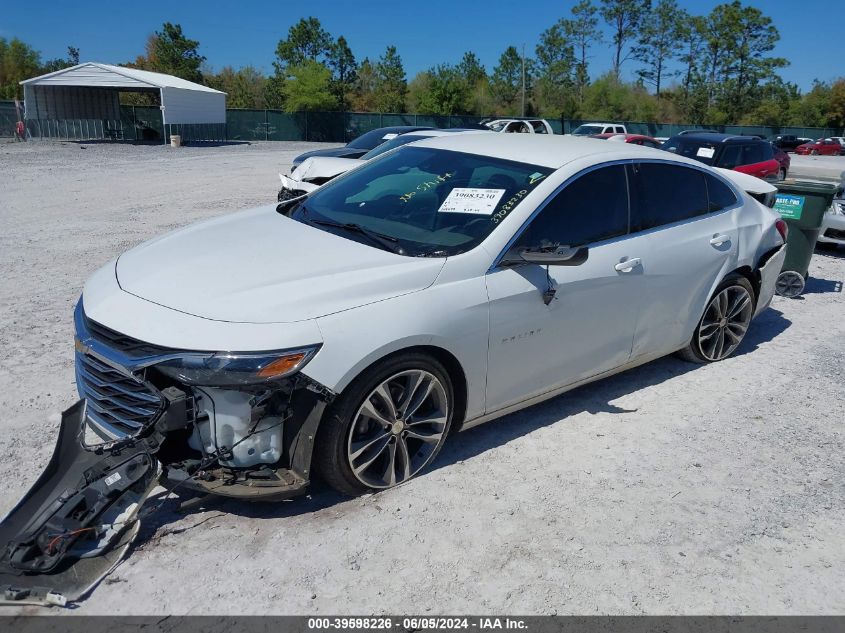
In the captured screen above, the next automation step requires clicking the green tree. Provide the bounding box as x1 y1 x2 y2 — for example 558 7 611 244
281 59 338 112
0 37 42 99
412 64 469 115
205 66 269 109
457 51 486 86
41 46 80 74
563 1 602 106
147 23 205 82
373 46 407 112
491 46 529 115
827 79 845 127
534 22 577 117
599 0 651 79
326 35 357 109
274 17 332 73
351 57 378 111
632 0 683 97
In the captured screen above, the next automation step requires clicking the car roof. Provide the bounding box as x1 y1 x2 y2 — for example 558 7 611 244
403 128 488 138
671 132 762 143
411 133 695 169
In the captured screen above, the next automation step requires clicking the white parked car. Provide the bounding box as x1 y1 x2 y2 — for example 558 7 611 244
818 191 845 248
278 129 487 200
484 119 554 134
2 135 788 599
570 122 628 136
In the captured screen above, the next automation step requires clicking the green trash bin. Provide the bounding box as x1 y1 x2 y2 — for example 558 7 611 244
772 180 839 297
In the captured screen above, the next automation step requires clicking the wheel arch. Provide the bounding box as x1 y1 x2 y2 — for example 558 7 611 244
307 341 470 429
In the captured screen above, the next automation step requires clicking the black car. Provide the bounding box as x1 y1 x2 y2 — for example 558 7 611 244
291 126 433 168
662 133 780 180
771 134 807 152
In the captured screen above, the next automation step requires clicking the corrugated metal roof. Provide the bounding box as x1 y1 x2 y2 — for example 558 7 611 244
20 62 224 94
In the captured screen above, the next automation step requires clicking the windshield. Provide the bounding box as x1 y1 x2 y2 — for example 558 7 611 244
347 129 404 150
291 146 553 257
662 137 718 166
360 134 433 160
571 124 604 136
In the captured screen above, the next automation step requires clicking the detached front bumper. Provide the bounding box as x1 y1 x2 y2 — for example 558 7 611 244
0 402 159 606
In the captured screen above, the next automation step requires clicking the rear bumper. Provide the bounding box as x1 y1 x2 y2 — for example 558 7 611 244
755 244 787 318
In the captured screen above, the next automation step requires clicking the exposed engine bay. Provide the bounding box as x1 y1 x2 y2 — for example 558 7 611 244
0 305 335 607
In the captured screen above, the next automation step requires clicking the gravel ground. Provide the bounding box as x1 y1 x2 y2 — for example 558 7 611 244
0 140 844 615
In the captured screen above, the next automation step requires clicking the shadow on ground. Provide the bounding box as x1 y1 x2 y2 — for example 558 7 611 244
131 308 792 543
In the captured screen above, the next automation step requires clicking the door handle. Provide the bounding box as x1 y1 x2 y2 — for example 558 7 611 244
710 234 730 246
614 257 641 272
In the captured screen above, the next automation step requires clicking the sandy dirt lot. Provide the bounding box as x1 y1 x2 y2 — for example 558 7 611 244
0 140 843 615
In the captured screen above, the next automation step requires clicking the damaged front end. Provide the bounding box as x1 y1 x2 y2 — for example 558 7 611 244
0 302 334 606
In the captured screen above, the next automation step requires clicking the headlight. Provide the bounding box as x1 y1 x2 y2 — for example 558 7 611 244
832 200 845 215
155 346 320 387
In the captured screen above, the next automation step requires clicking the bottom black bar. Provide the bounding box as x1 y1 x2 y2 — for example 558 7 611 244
1 617 844 633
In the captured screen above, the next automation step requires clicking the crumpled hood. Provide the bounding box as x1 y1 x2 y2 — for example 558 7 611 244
116 205 445 324
290 156 363 183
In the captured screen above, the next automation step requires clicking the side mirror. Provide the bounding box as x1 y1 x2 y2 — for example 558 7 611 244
502 245 589 267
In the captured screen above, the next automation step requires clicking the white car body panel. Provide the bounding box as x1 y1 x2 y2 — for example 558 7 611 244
115 205 445 324
280 156 363 193
83 134 785 431
280 130 487 194
818 197 845 246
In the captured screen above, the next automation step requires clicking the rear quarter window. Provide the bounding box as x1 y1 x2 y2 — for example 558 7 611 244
705 174 738 212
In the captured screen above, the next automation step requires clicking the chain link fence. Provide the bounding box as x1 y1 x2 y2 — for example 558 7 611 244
2 101 842 143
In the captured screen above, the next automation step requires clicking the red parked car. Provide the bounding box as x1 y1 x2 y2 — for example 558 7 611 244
591 132 663 148
771 143 790 180
794 138 845 156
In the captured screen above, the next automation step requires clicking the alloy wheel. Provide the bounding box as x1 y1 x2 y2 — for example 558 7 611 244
347 370 449 488
697 285 754 361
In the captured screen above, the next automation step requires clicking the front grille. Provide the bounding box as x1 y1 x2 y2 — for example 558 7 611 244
824 228 845 240
85 316 174 357
76 351 164 439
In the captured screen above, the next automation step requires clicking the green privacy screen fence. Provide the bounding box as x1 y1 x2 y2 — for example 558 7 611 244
1 101 841 142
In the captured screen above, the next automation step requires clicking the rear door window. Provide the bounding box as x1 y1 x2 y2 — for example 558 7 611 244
530 120 549 134
518 165 629 248
630 163 710 231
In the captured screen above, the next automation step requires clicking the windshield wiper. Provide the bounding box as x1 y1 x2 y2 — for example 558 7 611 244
307 218 405 255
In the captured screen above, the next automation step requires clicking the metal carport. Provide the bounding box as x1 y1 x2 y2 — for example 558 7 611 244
21 62 226 143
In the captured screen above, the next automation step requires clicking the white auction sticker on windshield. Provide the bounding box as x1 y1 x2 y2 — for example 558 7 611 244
382 133 398 140
696 146 715 158
438 188 506 215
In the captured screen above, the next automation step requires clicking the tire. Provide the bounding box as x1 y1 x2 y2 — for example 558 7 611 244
313 352 454 496
677 275 756 364
811 150 819 156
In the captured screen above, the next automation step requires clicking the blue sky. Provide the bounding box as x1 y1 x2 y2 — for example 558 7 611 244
0 0 839 91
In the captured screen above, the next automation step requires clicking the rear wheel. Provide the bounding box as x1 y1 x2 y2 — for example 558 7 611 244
314 353 454 496
677 275 756 364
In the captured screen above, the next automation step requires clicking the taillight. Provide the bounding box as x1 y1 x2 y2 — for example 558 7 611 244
775 219 788 242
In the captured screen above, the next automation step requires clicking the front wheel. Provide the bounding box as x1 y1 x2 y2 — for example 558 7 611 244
314 353 454 496
811 149 819 155
677 275 756 364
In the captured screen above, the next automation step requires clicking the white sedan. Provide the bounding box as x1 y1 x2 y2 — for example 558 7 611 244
2 135 788 597
278 129 487 200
